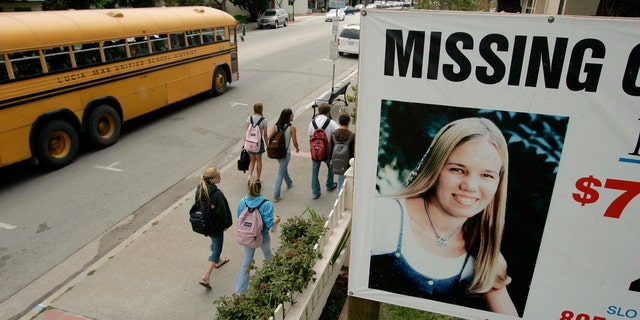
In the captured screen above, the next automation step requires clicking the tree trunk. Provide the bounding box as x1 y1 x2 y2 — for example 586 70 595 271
596 0 640 17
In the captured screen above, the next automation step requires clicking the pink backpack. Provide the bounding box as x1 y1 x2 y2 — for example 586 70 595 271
244 117 264 153
237 199 267 248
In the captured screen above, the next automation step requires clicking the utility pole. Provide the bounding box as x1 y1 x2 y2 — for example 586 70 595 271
289 0 295 21
328 0 344 93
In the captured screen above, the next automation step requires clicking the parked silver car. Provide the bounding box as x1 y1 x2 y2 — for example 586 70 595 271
257 8 289 29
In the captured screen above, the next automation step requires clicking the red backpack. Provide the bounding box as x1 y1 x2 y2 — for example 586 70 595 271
309 118 330 161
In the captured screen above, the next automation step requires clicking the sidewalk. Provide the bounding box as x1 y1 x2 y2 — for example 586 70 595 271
24 68 358 320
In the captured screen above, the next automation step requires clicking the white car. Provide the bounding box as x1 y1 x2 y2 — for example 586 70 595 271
325 9 345 21
338 24 360 56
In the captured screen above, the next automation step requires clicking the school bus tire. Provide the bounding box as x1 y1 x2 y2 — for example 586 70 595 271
36 120 79 170
87 105 121 149
211 67 227 96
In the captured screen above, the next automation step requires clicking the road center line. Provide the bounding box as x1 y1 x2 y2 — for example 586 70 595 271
93 161 124 172
229 102 248 108
0 222 17 230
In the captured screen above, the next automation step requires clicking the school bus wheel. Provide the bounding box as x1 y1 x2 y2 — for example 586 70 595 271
211 67 227 96
36 120 79 170
87 104 122 149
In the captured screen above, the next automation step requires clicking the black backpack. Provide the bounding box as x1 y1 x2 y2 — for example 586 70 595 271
189 190 218 236
331 132 354 175
237 147 250 172
267 124 289 159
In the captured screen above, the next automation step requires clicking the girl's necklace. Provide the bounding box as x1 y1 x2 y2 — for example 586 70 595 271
423 198 464 247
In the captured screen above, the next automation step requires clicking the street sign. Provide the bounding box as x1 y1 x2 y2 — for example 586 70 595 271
329 41 338 60
328 0 346 8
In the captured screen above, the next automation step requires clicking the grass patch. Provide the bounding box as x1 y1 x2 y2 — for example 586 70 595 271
380 304 462 320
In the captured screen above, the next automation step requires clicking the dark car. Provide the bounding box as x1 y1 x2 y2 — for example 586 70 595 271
344 6 357 14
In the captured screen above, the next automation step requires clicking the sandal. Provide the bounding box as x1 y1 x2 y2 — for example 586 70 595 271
214 257 230 269
198 281 211 289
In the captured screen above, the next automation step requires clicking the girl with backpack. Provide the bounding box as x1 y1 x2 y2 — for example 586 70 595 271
268 108 300 202
235 177 281 294
245 102 268 181
195 167 233 289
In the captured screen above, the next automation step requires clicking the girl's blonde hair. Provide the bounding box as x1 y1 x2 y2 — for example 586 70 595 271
398 117 510 293
247 176 262 197
198 167 220 203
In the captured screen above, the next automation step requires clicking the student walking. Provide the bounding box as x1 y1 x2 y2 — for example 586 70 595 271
195 167 233 289
235 177 281 294
268 108 300 202
308 103 339 199
245 102 268 181
330 113 355 193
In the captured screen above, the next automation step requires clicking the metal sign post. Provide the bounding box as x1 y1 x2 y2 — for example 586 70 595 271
328 0 345 94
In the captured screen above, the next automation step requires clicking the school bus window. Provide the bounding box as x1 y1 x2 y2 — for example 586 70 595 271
44 47 72 72
104 40 126 62
202 29 214 44
169 32 185 49
74 43 101 67
215 27 225 42
128 37 149 57
230 27 236 46
10 51 43 78
187 30 202 46
0 57 9 82
151 34 169 53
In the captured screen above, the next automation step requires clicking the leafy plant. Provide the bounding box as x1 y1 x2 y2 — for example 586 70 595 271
215 208 327 319
234 14 249 24
229 0 270 21
346 84 358 124
280 206 326 245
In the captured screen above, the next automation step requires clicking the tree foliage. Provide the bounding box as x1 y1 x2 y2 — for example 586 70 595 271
596 0 640 16
229 0 271 20
497 0 640 16
44 0 220 9
496 0 519 12
415 0 487 11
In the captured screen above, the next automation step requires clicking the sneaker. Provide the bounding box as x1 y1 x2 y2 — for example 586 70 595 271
273 196 283 203
313 193 321 200
286 182 293 189
327 183 337 192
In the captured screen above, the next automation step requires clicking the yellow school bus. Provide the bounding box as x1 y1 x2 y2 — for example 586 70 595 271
0 6 239 169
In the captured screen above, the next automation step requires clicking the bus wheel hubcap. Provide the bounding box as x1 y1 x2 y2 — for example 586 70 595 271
49 131 70 158
97 115 115 138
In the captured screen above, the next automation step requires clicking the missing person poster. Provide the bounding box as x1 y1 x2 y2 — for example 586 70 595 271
348 9 639 320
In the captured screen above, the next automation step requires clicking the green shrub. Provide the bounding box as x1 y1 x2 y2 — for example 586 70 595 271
234 15 249 24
